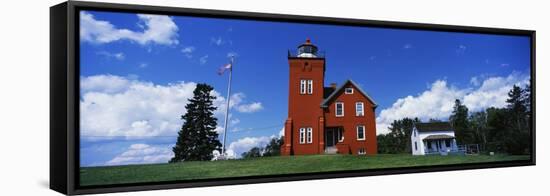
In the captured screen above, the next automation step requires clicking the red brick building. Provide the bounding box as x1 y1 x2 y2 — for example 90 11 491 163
281 39 378 156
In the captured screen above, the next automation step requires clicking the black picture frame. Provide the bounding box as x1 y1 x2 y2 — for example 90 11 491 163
50 1 536 195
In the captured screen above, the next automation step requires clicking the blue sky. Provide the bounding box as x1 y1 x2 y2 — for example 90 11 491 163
79 10 530 166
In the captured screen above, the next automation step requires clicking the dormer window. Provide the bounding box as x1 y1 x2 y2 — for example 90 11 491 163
345 88 354 94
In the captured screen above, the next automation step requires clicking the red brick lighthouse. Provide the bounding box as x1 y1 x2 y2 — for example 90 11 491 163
281 39 378 156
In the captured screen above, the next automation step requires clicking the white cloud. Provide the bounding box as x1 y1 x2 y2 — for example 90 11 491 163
224 136 273 158
80 75 198 138
224 93 264 113
236 102 263 113
210 36 224 46
139 63 148 68
181 46 195 59
96 51 125 60
80 11 179 45
279 127 285 137
106 144 173 166
199 55 208 65
376 72 529 135
80 74 264 139
403 44 413 49
230 118 240 126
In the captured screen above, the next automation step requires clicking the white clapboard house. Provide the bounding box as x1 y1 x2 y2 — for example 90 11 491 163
411 122 459 155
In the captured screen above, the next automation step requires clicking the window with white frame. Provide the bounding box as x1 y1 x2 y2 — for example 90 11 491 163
299 128 306 144
335 102 344 117
355 102 364 116
300 80 306 94
306 127 313 143
356 125 365 140
414 142 418 151
358 148 366 155
307 80 313 94
345 88 354 94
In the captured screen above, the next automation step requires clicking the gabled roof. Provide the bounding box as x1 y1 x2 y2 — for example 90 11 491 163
320 79 377 108
415 122 453 132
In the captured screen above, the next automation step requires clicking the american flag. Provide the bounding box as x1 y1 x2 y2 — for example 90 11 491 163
217 63 232 75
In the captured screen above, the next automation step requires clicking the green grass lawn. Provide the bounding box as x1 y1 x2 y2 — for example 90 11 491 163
80 154 529 186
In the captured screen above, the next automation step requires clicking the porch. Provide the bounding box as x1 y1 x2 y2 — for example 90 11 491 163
423 135 459 155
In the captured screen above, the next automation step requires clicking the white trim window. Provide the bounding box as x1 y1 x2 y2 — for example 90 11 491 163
300 80 306 94
335 102 344 117
355 102 364 116
299 128 306 144
345 87 354 94
306 127 313 143
307 80 313 94
356 125 366 141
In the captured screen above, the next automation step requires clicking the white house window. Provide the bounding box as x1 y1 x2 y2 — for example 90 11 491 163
337 128 344 142
299 128 306 144
355 102 364 116
306 127 313 143
356 125 365 141
414 142 418 150
345 88 354 94
335 102 344 117
413 129 416 137
300 80 306 94
358 148 366 155
307 80 313 94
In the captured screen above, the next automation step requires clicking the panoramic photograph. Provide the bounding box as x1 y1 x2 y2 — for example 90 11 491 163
78 10 532 186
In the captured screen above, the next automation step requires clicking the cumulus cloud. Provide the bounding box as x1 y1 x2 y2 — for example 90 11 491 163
80 75 198 139
106 143 173 166
80 74 264 139
376 72 529 135
226 93 263 113
236 102 263 113
224 136 273 158
181 46 195 59
80 11 179 45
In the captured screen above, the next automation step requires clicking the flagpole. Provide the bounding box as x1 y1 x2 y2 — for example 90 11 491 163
221 56 234 158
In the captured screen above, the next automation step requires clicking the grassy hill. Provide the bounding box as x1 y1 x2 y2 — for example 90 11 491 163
80 154 529 187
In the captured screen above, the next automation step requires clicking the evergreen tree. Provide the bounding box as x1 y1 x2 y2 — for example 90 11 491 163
504 85 530 154
506 85 527 132
449 99 471 144
170 84 221 162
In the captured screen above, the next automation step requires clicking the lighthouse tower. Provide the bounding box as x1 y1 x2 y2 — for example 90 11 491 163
282 38 326 155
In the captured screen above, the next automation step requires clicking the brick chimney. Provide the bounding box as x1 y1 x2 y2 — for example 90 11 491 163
330 82 337 89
